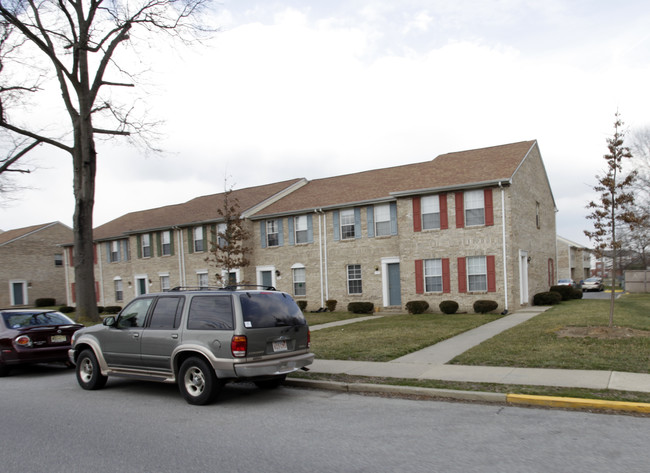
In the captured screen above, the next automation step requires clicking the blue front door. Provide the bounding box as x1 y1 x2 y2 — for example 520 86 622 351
387 263 401 306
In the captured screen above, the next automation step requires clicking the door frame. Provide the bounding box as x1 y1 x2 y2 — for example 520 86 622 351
381 257 401 307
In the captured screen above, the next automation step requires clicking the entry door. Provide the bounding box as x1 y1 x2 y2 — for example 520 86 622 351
261 270 273 288
520 252 529 305
12 282 25 306
387 263 401 306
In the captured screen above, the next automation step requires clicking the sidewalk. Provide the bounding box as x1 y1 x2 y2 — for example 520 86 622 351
298 307 650 412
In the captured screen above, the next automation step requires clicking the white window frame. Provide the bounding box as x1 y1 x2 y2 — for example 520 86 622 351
217 223 227 248
197 271 209 288
424 258 443 293
194 227 204 252
421 195 441 230
114 277 124 302
292 264 306 296
464 190 485 227
110 241 120 263
467 256 487 292
161 230 172 256
266 220 279 247
141 234 151 258
295 215 308 244
159 273 170 292
374 204 391 237
347 264 362 294
340 209 355 239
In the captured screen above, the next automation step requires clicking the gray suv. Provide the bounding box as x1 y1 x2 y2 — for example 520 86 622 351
69 286 314 405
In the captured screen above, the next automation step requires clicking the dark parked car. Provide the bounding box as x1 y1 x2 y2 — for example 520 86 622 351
70 286 314 405
0 309 83 376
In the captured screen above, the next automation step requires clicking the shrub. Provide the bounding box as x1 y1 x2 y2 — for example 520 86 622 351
97 306 105 314
347 302 374 314
35 298 56 307
103 306 122 314
571 288 583 300
297 300 307 311
58 306 75 313
439 300 459 315
473 300 498 314
549 285 575 301
325 299 337 312
405 300 429 314
533 291 562 306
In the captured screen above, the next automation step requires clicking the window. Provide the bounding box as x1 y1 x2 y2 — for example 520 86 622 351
117 297 153 328
374 204 391 236
217 223 227 248
187 295 233 330
54 254 63 267
193 227 204 252
421 196 440 230
467 256 487 292
424 259 443 292
295 215 308 244
160 274 170 292
141 234 151 258
293 267 306 296
197 272 209 288
266 220 279 247
340 209 355 239
161 230 172 256
110 241 120 263
149 296 184 330
536 202 541 229
464 190 485 226
114 279 123 302
347 264 362 294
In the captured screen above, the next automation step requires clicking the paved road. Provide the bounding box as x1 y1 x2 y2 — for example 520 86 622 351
2 365 649 473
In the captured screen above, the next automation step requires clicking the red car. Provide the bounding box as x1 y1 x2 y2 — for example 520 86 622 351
0 309 83 376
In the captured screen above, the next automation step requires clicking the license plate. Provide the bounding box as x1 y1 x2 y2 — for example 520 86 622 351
51 335 67 343
272 341 288 352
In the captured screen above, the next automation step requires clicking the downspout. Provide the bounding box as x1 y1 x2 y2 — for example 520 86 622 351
499 182 509 314
174 227 186 286
323 211 329 302
63 246 71 306
316 209 324 308
97 243 104 306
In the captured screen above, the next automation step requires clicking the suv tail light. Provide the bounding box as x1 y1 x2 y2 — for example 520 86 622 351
231 335 247 358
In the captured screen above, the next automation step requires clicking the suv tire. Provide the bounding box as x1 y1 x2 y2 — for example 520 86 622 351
76 349 108 390
178 357 221 405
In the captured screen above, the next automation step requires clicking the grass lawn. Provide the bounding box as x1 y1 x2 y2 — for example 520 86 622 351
451 294 650 373
310 312 501 362
304 311 367 326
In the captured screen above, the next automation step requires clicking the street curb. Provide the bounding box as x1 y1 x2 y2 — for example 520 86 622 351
285 378 507 403
507 394 650 414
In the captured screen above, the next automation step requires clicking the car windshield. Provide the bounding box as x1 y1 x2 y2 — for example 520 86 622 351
2 311 76 329
585 278 599 282
240 292 307 328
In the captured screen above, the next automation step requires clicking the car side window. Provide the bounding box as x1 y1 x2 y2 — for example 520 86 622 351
148 296 185 330
117 298 154 328
187 295 233 330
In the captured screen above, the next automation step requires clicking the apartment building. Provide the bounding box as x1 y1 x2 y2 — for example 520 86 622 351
63 140 557 313
556 235 591 283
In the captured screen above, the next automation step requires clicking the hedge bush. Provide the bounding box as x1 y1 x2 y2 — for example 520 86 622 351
103 306 122 314
473 300 498 314
439 300 459 314
549 285 576 301
35 298 56 307
347 302 374 314
405 300 429 314
533 291 562 305
58 306 74 313
325 299 337 312
297 300 307 311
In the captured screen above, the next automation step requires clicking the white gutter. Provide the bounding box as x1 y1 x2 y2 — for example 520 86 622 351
97 244 105 306
174 227 186 286
499 182 509 313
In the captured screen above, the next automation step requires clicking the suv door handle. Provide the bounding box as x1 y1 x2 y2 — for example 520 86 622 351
171 334 178 339
132 333 140 339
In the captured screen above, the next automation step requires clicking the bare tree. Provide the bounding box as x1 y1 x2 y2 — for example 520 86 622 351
584 112 639 327
0 1 214 321
204 184 251 287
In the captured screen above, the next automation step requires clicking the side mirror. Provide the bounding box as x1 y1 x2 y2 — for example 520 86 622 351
103 316 116 327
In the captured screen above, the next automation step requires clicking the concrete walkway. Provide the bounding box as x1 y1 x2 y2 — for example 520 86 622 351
308 308 650 394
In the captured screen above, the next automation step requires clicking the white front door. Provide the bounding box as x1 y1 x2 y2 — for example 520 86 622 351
519 251 529 305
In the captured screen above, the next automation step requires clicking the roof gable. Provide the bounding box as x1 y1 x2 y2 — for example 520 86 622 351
0 222 66 246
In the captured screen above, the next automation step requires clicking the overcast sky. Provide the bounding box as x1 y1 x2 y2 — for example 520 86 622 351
2 0 649 247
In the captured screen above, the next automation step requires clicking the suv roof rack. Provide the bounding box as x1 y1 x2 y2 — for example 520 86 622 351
168 285 277 292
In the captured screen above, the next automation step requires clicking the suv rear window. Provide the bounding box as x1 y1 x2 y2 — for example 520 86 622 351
187 295 234 330
240 292 306 328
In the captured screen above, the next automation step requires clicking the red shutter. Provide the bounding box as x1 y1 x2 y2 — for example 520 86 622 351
71 283 76 303
96 281 101 302
487 255 496 292
412 197 422 232
484 188 494 226
457 257 467 293
455 192 464 228
439 193 448 230
442 258 450 293
415 260 424 294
